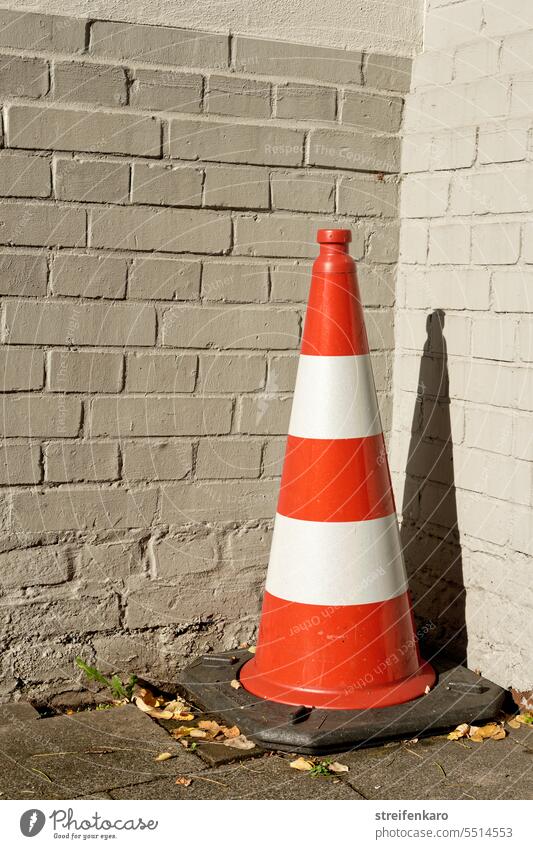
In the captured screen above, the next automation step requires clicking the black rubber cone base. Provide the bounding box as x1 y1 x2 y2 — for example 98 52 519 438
177 650 508 755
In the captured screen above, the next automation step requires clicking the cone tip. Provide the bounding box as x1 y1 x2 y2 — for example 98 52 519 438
317 228 352 244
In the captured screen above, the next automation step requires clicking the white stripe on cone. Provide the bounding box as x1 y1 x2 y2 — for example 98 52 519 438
266 513 408 606
288 354 382 440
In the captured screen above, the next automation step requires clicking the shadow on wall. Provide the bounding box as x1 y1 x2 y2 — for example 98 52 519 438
400 310 467 664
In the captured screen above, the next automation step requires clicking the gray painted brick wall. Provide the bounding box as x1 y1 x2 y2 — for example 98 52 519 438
0 8 405 701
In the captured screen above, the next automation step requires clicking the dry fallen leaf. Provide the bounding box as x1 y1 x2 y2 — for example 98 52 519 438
222 725 241 739
290 757 314 771
328 762 349 774
424 685 431 695
248 645 257 654
172 726 193 738
198 720 221 735
447 723 470 741
507 718 521 729
230 679 242 690
189 728 208 738
448 722 506 742
154 752 174 762
175 777 192 787
221 733 255 750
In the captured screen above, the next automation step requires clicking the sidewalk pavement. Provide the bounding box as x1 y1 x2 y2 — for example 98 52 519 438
0 703 531 800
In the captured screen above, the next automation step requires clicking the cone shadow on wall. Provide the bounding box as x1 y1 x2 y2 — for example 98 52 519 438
400 310 467 663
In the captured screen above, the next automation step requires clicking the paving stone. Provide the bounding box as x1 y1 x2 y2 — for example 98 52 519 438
341 733 533 800
0 704 205 799
109 754 364 799
0 702 40 727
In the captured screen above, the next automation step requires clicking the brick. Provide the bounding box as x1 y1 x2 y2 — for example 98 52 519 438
399 220 428 264
0 201 85 248
519 318 533 362
233 36 362 85
89 397 232 437
424 0 483 50
0 152 51 198
263 436 286 476
8 105 161 157
454 359 515 407
465 406 513 456
337 174 397 217
11 489 157 533
0 10 86 53
0 546 70 589
234 214 357 259
455 446 530 505
513 414 533 461
90 20 228 68
403 267 490 311
203 165 269 209
523 225 533 263
401 132 432 173
342 90 403 133
365 308 396 350
48 351 124 392
132 162 202 207
501 30 533 73
53 62 127 107
428 221 470 264
8 593 120 638
401 174 449 218
267 354 298 391
162 305 299 349
365 52 411 91
160 479 277 523
129 257 201 300
275 83 336 121
450 167 533 215
0 54 48 98
510 75 533 116
493 270 533 312
0 348 43 390
308 128 399 173
0 252 47 296
366 222 399 263
0 396 81 437
0 443 40 484
411 50 453 89
122 441 192 481
478 121 528 164
454 40 499 82
271 171 335 213
130 69 202 112
207 75 270 118
51 253 127 298
404 78 508 132
516 367 533 411
357 264 396 307
471 222 520 265
92 531 146 576
54 157 129 203
45 442 119 482
196 439 262 479
512 505 533 555
4 301 156 346
431 128 477 170
168 118 304 166
154 531 218 580
126 352 197 392
198 353 265 392
237 395 292 434
269 262 311 301
202 262 269 302
472 316 516 361
90 206 231 253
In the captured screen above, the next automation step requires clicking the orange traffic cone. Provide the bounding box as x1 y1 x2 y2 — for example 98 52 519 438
240 229 436 709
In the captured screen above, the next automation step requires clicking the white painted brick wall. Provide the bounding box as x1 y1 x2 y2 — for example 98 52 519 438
393 0 533 692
